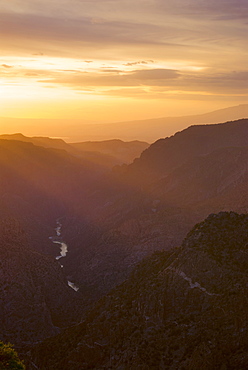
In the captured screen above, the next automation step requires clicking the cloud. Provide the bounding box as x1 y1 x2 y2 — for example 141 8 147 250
3 0 248 22
149 70 248 97
0 12 168 47
100 87 150 98
155 0 248 21
124 60 154 66
176 71 248 92
2 64 13 68
100 69 123 73
1 0 247 112
37 67 248 101
1 1 247 69
39 68 180 89
131 69 178 80
0 65 59 79
0 11 200 63
101 88 248 102
25 72 40 76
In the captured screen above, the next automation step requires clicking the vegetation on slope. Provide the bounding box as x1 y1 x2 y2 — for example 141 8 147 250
31 212 248 369
0 342 25 370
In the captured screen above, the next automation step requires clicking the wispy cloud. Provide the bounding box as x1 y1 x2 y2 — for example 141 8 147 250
36 67 248 97
124 60 154 66
0 13 170 46
39 68 179 88
155 0 248 20
2 64 13 68
1 0 247 120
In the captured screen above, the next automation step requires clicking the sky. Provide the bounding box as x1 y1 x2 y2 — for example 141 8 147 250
0 0 248 124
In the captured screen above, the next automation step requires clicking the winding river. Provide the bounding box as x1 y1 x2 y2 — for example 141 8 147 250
50 220 79 292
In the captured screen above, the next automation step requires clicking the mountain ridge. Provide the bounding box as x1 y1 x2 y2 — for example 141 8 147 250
61 119 248 301
1 117 248 366
1 103 247 142
0 134 149 167
29 211 248 369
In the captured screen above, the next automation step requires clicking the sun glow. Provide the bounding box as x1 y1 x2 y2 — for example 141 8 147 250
0 54 210 121
0 0 247 129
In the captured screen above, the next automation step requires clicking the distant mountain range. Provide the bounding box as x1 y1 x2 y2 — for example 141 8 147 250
71 139 149 165
0 133 148 167
1 103 247 142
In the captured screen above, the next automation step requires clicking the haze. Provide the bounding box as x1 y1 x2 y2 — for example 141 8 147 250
0 0 248 139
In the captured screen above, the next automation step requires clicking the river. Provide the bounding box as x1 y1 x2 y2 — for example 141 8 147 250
50 220 79 292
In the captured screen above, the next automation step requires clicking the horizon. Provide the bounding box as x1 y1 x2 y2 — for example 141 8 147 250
1 0 248 136
0 103 248 142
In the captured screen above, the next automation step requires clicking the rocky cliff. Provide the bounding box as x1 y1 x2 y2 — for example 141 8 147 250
30 212 248 369
58 120 248 301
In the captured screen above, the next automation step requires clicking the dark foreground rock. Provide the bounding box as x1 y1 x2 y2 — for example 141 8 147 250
30 212 248 369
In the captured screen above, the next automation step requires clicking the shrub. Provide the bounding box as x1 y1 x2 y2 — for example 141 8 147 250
0 342 25 370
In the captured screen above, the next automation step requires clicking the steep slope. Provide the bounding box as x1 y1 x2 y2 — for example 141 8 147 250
0 218 87 347
124 118 248 186
1 119 248 337
152 146 248 211
30 212 248 369
60 120 248 299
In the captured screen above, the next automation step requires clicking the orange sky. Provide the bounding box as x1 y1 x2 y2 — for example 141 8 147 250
0 0 248 126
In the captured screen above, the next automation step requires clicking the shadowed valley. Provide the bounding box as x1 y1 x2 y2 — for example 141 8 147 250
0 118 248 369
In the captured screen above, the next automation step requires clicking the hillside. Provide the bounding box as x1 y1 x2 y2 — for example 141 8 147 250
72 139 149 165
151 146 248 211
0 134 148 167
30 212 248 369
0 218 87 347
0 133 78 156
58 119 248 301
2 119 246 303
123 118 248 186
1 118 248 360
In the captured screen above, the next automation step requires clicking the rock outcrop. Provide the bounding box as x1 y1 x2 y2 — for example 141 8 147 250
59 120 248 301
30 212 248 369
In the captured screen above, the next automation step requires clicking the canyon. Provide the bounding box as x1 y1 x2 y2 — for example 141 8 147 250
0 118 248 368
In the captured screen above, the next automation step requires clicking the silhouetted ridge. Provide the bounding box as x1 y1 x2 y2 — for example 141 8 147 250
2 103 248 141
0 134 149 167
128 119 248 184
72 139 149 165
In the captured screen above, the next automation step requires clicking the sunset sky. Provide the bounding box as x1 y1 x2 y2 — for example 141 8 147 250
1 0 248 124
